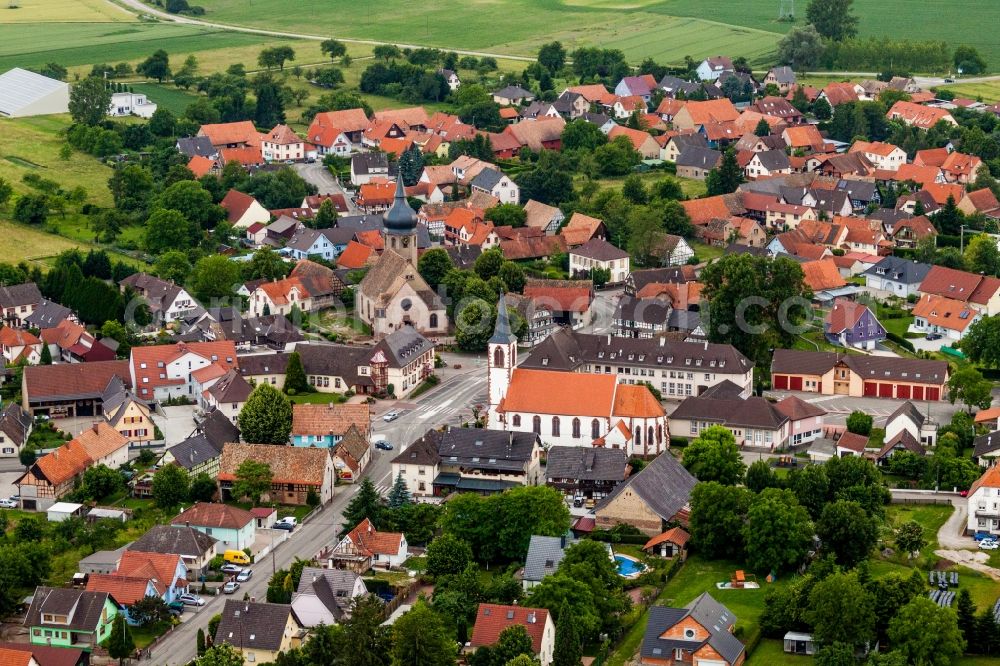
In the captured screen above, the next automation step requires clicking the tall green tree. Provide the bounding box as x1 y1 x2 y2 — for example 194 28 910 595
39 343 52 365
344 478 384 531
196 644 244 666
947 366 993 411
552 601 582 666
238 383 293 444
688 482 752 559
105 613 135 665
681 425 746 485
69 77 112 126
418 248 454 290
151 463 190 508
705 148 744 196
190 254 241 302
745 460 780 493
965 234 1000 276
889 597 965 666
808 571 875 648
321 39 347 60
537 42 567 73
342 594 392 666
387 472 412 508
806 0 859 41
846 411 873 435
137 49 171 82
283 351 310 394
743 488 813 573
231 459 273 504
816 500 878 567
311 198 338 229
392 601 456 666
426 533 473 577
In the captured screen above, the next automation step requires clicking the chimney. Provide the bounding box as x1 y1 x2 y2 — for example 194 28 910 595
659 337 665 347
607 334 611 345
560 535 566 548
703 340 708 351
92 423 99 434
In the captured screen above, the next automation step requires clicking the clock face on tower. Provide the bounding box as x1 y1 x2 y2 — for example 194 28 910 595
401 236 411 247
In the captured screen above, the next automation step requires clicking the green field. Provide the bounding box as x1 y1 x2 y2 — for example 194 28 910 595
0 0 134 22
940 81 1000 103
131 82 200 114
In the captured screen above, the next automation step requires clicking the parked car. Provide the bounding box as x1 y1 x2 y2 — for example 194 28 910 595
0 498 17 509
274 517 297 531
236 569 253 582
974 531 993 541
167 600 185 615
220 564 243 575
178 593 206 607
383 410 400 422
375 441 393 451
979 539 998 550
926 333 942 341
223 581 240 594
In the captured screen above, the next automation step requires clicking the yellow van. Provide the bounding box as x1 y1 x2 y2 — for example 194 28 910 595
224 550 251 565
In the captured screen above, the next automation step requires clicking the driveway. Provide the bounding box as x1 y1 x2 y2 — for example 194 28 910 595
152 405 200 447
293 163 359 214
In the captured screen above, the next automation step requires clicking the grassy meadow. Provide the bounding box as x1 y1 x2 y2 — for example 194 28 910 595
0 0 133 22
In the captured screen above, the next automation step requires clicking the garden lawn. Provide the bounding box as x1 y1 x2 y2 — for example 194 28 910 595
130 83 200 116
745 639 788 665
689 240 723 263
883 504 953 561
0 220 105 268
288 391 347 405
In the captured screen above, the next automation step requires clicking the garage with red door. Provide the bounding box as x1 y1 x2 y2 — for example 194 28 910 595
789 376 803 391
773 375 788 390
864 382 877 397
926 387 940 401
897 385 910 399
912 386 924 400
878 383 893 398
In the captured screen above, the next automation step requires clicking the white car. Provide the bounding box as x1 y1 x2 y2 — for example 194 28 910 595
223 581 240 594
275 517 298 531
236 569 253 582
0 498 17 509
979 539 999 550
383 410 400 422
178 593 206 606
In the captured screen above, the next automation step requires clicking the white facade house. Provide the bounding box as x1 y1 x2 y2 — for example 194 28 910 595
108 91 157 118
967 467 1000 536
261 125 305 162
884 401 937 448
568 239 630 285
696 56 733 81
470 167 520 205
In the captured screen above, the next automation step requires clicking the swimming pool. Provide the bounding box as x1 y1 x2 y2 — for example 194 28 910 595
614 554 646 578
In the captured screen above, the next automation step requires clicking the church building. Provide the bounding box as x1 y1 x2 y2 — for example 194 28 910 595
487 295 669 457
357 175 447 340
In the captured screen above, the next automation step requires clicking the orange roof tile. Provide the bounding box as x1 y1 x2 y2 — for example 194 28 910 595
680 99 740 125
117 551 183 589
199 121 259 147
970 464 1000 496
912 294 979 332
336 241 375 269
262 124 301 146
893 163 941 187
357 181 396 206
922 183 965 206
343 518 403 556
887 101 955 128
681 195 734 225
220 146 263 166
612 384 665 418
500 368 616 417
565 84 611 103
801 259 847 291
310 108 370 134
607 124 655 151
74 422 128 462
643 526 690 551
86 574 158 605
783 124 824 149
471 604 550 654
172 502 254 530
187 155 215 178
131 341 238 398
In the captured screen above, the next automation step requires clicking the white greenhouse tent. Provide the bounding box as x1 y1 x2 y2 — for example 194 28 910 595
0 68 70 118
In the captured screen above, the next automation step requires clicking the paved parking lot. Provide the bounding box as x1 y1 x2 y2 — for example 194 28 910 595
153 405 200 446
764 391 967 427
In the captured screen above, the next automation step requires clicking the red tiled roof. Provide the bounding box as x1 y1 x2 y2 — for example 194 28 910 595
837 431 869 453
0 327 39 348
500 368 615 417
643 526 690 551
919 265 1000 305
262 124 301 146
922 183 965 206
199 121 258 147
970 465 1000 496
220 146 263 167
310 108 370 134
887 101 955 128
824 298 872 334
117 551 183 589
559 212 604 247
24 359 130 400
914 147 950 167
783 124 824 149
131 341 238 398
893 163 941 187
679 99 740 125
523 279 593 313
172 502 254 530
801 259 847 291
612 384 665 418
357 181 395 206
220 189 258 224
912 294 979 333
965 188 1000 212
471 604 550 654
86 574 157 606
681 195 735 225
187 155 215 178
343 518 403 556
607 124 654 151
0 648 33 666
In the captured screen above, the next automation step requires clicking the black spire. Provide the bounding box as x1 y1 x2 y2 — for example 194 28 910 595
490 292 517 345
383 172 417 234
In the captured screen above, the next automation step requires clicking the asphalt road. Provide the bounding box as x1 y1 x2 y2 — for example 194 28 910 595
151 365 486 665
292 163 360 215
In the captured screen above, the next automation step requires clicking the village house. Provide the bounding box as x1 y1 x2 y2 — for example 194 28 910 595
309 108 370 149
21 359 131 418
291 567 367 628
523 200 565 235
523 279 594 329
102 377 155 445
0 402 31 458
128 525 218 578
201 369 253 424
119 273 198 325
824 299 886 350
919 265 1000 315
154 408 240 481
595 451 696 535
214 599 304 665
640 594 745 666
391 427 542 498
329 518 407 571
544 446 629 504
220 189 270 229
0 326 42 364
967 466 1000 537
171 502 256 554
471 604 555 666
492 85 535 106
291 403 372 448
849 140 907 171
764 66 796 92
771 348 949 400
696 56 734 81
130 340 238 403
15 422 128 511
744 150 792 180
569 238 631 285
887 101 957 128
892 216 937 249
911 293 982 342
775 395 826 447
24 588 118 652
670 381 790 450
350 152 390 186
884 400 937 450
863 256 932 298
247 276 314 317
218 443 336 505
675 146 721 180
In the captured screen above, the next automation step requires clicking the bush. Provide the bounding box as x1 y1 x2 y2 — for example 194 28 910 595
670 437 689 448
886 332 915 352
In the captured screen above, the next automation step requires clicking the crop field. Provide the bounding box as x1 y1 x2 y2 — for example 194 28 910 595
940 81 1000 103
0 22 270 71
0 0 133 22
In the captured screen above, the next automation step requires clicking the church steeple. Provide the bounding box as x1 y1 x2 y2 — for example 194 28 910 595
490 292 518 345
487 293 517 429
382 172 418 263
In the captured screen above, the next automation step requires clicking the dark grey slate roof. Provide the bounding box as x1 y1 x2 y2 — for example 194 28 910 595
295 343 376 386
295 567 366 620
490 293 518 345
177 136 216 158
570 238 629 262
887 401 925 429
169 433 223 471
877 429 927 459
641 594 743 664
770 349 948 384
24 299 72 329
676 146 721 170
615 295 670 327
437 428 539 471
523 328 753 376
470 167 505 192
768 66 796 85
544 446 628 482
671 394 787 429
658 76 701 97
667 309 702 332
26 587 112 632
129 524 218 557
393 430 443 466
215 599 300 652
0 402 31 447
862 256 932 285
337 214 431 249
753 150 791 171
199 407 241 449
0 282 41 309
668 134 709 152
493 85 534 100
974 430 1000 458
445 245 482 270
835 179 877 201
238 352 290 378
374 327 436 368
523 535 576 583
351 152 388 176
595 451 696 520
629 266 696 293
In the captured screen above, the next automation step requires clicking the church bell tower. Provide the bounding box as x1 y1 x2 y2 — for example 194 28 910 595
487 293 518 428
382 173 418 265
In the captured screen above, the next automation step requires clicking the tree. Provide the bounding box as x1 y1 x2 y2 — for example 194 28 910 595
305 198 339 230
344 478 384 531
105 613 135 665
153 250 192 284
516 151 576 206
238 383 293 444
258 46 296 71
471 625 534 666
231 459 273 504
145 209 200 254
814 643 856 666
128 595 171 627
252 74 286 127
39 343 52 365
156 179 223 229
392 601 455 666
13 194 48 225
151 462 190 508
934 195 963 236
321 39 347 61
816 500 877 567
808 571 875 647
485 203 527 228
525 574 600 640
954 46 987 75
137 49 171 82
824 455 890 517
889 597 965 666
537 41 567 74
0 178 11 210
846 410 873 435
78 464 123 501
963 315 1000 368
553 601 582 666
688 482 752 559
197 644 245 666
705 148 744 196
456 300 495 352
190 472 217 502
681 425 746 485
947 366 993 411
745 459 780 493
418 249 453 290
283 351 310 394
190 255 240 303
69 77 112 126
561 120 607 152
386 472 412 509
743 488 813 573
806 0 858 41
956 588 978 648
776 25 826 70
894 520 927 557
426 533 473 577
621 174 648 205
754 118 771 137
965 234 1000 276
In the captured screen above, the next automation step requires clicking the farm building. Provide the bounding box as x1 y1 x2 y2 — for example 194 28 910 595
0 68 70 118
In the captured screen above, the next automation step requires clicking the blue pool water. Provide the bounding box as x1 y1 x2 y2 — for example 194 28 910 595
615 554 646 577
